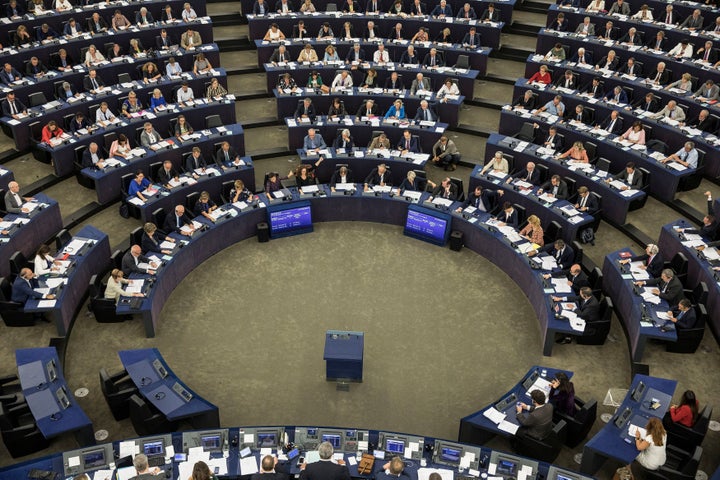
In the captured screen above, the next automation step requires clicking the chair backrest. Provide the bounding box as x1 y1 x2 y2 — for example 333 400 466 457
585 141 597 163
646 139 667 154
110 250 123 271
104 132 118 151
0 277 12 301
589 267 602 293
121 173 135 195
516 122 535 142
670 252 688 277
455 55 469 69
221 180 235 204
9 251 29 277
691 281 708 307
118 72 132 84
28 92 47 107
600 296 613 321
638 167 650 190
572 241 583 265
326 2 337 10
152 208 167 230
55 229 72 250
449 177 464 201
694 404 712 433
546 221 562 243
186 192 200 213
130 226 143 247
205 114 222 129
563 177 576 198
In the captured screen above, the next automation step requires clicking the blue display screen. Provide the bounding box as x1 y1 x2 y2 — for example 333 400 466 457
440 447 461 463
322 434 341 449
268 202 313 238
403 206 451 246
386 439 405 453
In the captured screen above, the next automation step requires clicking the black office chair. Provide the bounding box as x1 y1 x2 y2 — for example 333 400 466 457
683 281 708 308
0 403 49 458
646 139 668 154
103 132 118 152
629 167 650 211
29 121 51 163
577 296 612 345
110 250 124 272
665 252 688 286
666 304 706 354
99 368 137 421
152 208 167 230
553 396 597 448
121 173 142 219
118 72 132 84
454 55 469 69
535 164 549 184
588 267 603 299
128 394 178 436
677 149 705 192
9 251 31 280
563 177 576 199
572 241 583 265
449 177 464 202
54 229 72 251
206 115 222 129
596 157 611 172
665 404 713 451
27 92 47 108
88 274 128 324
543 221 563 246
186 191 200 214
221 180 235 204
148 162 163 184
129 227 144 247
513 420 566 463
74 145 96 190
0 276 35 327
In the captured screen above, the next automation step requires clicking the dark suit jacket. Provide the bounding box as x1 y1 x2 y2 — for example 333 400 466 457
552 269 589 294
690 116 717 133
604 89 628 104
632 98 659 113
25 61 48 77
121 251 151 276
569 52 592 64
631 253 664 279
141 231 167 254
422 53 444 67
597 27 615 40
547 245 575 270
1 98 27 116
87 16 109 33
5 3 25 17
83 74 106 92
618 62 643 76
11 276 43 304
480 8 500 21
341 0 364 11
671 307 697 329
156 167 179 184
299 461 351 480
156 34 176 49
645 37 668 50
696 48 719 63
81 147 105 168
539 133 563 151
577 193 599 215
619 33 641 45
431 183 457 200
295 102 317 121
269 49 291 63
396 136 419 152
498 208 518 227
345 48 367 62
648 69 670 84
655 11 678 24
684 200 718 239
398 52 419 64
275 0 295 11
512 168 540 185
569 109 591 124
333 134 354 149
384 77 404 89
580 81 605 99
613 168 643 187
540 180 568 200
570 295 601 323
252 0 271 14
164 212 193 233
413 107 436 122
464 190 499 212
135 12 155 23
646 276 684 306
185 154 207 172
599 115 623 134
516 404 554 440
409 2 427 15
330 169 353 186
596 56 619 71
251 473 289 480
50 54 74 70
513 95 536 110
216 147 240 165
356 104 380 117
364 168 392 186
462 33 481 45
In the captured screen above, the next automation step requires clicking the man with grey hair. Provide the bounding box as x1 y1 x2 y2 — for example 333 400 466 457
634 268 684 305
299 442 350 480
130 453 161 480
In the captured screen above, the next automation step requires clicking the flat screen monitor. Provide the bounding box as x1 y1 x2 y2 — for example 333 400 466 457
547 466 588 480
46 360 57 382
321 434 342 449
496 458 518 476
385 439 405 454
403 205 452 246
257 432 278 448
143 439 165 457
267 201 313 238
200 433 223 452
82 449 106 470
439 445 462 464
631 381 646 402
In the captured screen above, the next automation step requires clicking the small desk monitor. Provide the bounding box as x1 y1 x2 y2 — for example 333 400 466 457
385 438 405 455
321 433 342 449
143 439 165 457
200 432 223 452
257 431 279 448
82 448 107 470
46 360 57 382
433 440 481 468
267 201 313 238
404 205 452 246
183 430 228 454
489 452 538 479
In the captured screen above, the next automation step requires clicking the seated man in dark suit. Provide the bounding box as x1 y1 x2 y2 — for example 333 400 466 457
552 286 601 344
364 164 392 190
695 41 718 63
156 159 179 186
631 92 659 113
536 125 563 151
537 175 568 200
156 29 176 49
121 245 157 277
679 191 718 240
512 90 536 110
251 455 289 480
299 442 351 480
384 72 404 90
618 57 642 76
574 186 599 216
666 299 697 329
329 166 353 190
496 201 518 227
461 27 481 46
12 268 56 305
163 205 195 235
422 48 444 67
543 239 575 270
216 141 241 166
413 100 436 122
457 185 502 213
603 85 628 104
610 161 642 189
515 390 554 440
635 269 684 306
579 77 605 99
252 0 270 15
620 244 663 278
83 69 106 93
687 109 717 133
507 161 540 185
398 46 420 65
553 70 577 90
295 97 317 122
544 263 589 295
428 177 457 201
569 47 592 65
81 142 105 169
356 99 380 118
333 129 354 150
598 110 623 135
396 129 419 153
569 104 590 124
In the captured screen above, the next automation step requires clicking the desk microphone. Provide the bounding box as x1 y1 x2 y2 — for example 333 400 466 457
155 392 166 400
140 376 152 386
50 412 62 421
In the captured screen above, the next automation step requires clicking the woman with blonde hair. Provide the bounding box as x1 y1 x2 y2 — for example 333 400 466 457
104 269 144 303
558 141 589 163
520 215 544 246
614 417 666 479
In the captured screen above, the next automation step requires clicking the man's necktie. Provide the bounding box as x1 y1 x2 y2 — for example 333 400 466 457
608 120 615 131
177 216 181 227
225 151 229 161
556 249 561 259
705 50 710 61
424 109 429 121
9 102 16 115
406 139 410 149
470 36 474 46
92 78 98 89
581 196 586 207
666 14 670 23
